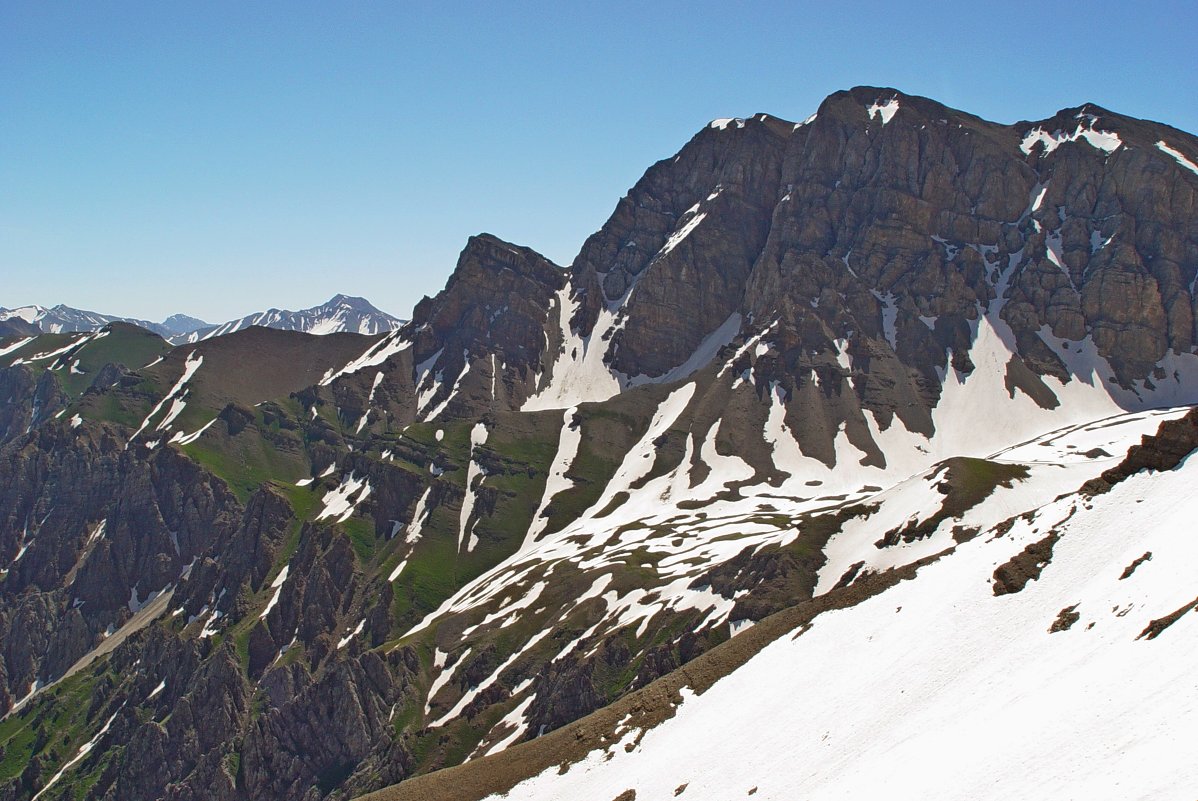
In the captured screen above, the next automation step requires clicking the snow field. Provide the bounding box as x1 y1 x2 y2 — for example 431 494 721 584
489 454 1198 801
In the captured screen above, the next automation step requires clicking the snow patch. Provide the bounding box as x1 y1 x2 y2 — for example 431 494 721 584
458 423 490 551
320 331 410 386
866 95 900 125
658 212 707 258
316 473 372 523
337 619 365 649
1021 121 1122 156
1156 140 1198 176
260 565 290 619
129 351 203 443
524 408 583 547
522 282 623 411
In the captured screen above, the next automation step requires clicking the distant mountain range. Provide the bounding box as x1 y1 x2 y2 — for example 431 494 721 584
169 294 405 344
0 294 404 343
0 304 191 339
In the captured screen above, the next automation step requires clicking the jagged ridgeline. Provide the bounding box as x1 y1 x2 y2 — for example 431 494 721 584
2 86 1198 801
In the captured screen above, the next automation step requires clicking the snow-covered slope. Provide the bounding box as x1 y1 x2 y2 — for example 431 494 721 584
463 417 1198 801
172 294 403 343
370 268 1198 660
380 387 1196 748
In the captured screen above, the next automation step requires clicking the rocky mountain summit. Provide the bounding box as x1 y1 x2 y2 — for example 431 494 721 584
2 87 1198 801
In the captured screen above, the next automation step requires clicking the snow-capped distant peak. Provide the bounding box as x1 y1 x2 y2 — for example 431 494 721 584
0 306 46 324
0 304 208 339
172 295 405 344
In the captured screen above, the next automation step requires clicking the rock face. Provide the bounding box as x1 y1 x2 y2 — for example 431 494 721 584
0 366 65 444
0 421 240 701
405 234 567 415
1083 405 1198 494
3 87 1198 801
537 87 1198 455
570 115 791 379
308 233 568 432
319 89 1198 445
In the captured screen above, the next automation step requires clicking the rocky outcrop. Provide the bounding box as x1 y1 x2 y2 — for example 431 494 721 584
0 419 242 714
557 87 1198 456
992 531 1060 595
0 365 41 443
317 234 567 431
1083 405 1198 494
406 234 567 416
0 367 69 445
240 650 416 800
570 115 791 379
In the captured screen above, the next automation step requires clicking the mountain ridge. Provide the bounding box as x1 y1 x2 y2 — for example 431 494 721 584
172 294 405 344
2 86 1197 801
0 304 196 340
0 294 406 344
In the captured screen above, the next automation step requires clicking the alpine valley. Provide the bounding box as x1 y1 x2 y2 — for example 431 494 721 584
2 87 1198 801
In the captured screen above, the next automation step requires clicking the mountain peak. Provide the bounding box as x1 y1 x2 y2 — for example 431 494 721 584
160 313 209 335
326 294 380 312
1023 101 1122 130
464 231 541 256
454 233 563 283
813 85 1003 131
171 295 404 343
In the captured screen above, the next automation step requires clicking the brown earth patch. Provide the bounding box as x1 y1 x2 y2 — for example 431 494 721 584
1119 552 1152 580
1137 596 1198 640
1049 604 1080 633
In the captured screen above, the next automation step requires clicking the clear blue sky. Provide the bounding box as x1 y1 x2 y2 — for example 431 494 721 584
3 0 1196 323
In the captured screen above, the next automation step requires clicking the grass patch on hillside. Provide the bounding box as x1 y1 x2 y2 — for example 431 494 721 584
538 444 619 535
182 419 306 503
389 509 464 630
0 667 102 785
533 404 646 536
57 328 170 398
275 481 321 523
342 517 378 564
88 391 148 429
0 334 75 368
941 457 1031 513
880 457 1030 546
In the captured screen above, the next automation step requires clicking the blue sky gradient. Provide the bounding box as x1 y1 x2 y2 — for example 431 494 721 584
3 1 1196 322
